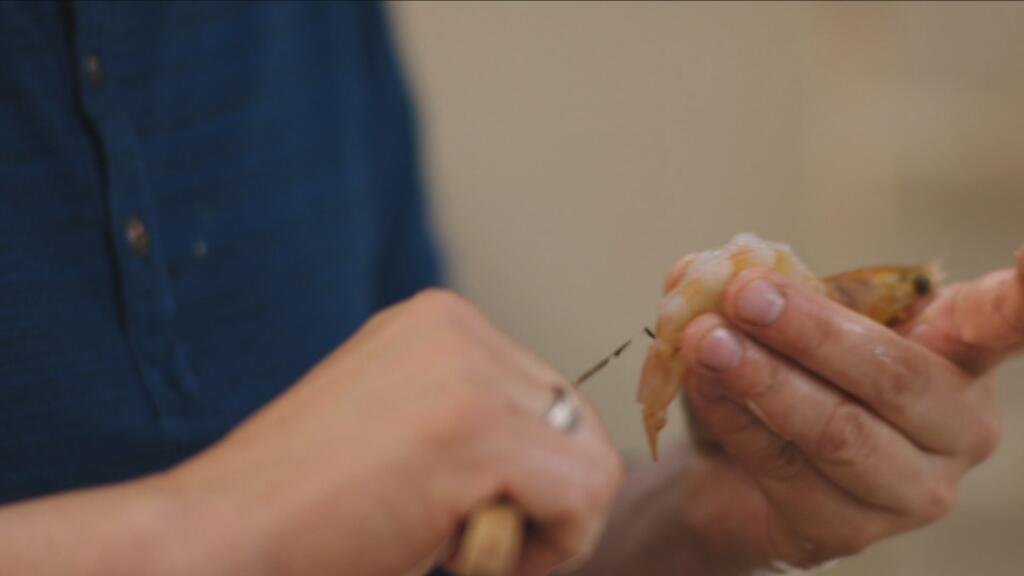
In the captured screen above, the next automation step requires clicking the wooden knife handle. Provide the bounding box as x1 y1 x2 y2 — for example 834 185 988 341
452 502 525 576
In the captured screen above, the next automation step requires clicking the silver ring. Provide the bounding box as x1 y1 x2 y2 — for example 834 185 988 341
544 386 581 434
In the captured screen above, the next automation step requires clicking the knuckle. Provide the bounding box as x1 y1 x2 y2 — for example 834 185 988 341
868 347 929 414
811 524 878 562
919 480 959 523
815 403 873 466
972 416 1003 462
768 546 808 569
839 523 880 557
413 288 497 342
825 534 870 560
412 288 471 320
769 531 835 570
759 441 805 481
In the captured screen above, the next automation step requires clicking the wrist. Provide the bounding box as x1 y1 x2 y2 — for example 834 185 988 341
138 471 226 576
158 461 271 576
76 471 215 576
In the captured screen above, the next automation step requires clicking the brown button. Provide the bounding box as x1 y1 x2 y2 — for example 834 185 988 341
124 216 150 256
84 53 104 86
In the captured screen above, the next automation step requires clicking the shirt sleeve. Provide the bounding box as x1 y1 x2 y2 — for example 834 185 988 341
361 2 445 309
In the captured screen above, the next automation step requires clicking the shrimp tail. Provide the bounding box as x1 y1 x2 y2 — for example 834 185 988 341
643 407 666 461
637 343 682 461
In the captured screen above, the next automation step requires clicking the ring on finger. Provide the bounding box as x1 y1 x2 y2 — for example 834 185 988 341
544 385 582 434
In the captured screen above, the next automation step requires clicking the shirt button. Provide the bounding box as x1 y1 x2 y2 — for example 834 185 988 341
84 53 104 86
124 216 151 256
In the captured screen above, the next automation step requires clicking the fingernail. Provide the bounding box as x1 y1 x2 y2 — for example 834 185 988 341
698 327 742 372
737 279 785 325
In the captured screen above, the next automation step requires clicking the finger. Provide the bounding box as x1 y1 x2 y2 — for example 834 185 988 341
682 350 897 565
442 392 616 576
402 292 619 572
903 247 1024 373
446 416 608 576
682 314 951 518
495 402 619 569
721 269 978 455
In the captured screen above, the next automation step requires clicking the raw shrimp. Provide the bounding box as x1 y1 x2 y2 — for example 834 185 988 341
638 233 941 460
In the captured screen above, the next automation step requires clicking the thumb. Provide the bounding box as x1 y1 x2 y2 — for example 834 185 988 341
903 246 1024 374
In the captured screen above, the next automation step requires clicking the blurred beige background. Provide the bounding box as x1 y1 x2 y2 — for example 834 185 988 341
391 2 1024 574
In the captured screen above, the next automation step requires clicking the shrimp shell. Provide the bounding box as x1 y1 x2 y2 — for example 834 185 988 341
823 264 942 326
639 234 942 460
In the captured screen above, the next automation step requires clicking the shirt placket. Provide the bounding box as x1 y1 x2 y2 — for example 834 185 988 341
71 4 199 431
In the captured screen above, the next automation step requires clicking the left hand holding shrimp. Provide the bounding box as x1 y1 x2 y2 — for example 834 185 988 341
677 246 1024 571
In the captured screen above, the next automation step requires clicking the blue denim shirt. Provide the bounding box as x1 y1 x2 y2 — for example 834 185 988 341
0 1 441 505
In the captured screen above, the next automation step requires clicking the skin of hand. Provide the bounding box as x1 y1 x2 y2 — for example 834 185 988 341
664 246 1024 572
0 289 623 576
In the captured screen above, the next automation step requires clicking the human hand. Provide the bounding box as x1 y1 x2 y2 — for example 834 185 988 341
675 247 1023 572
164 289 622 576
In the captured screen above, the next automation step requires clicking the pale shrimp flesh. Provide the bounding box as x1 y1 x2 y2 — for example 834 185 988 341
638 233 941 460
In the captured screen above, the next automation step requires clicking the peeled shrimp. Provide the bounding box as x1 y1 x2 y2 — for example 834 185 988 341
638 233 940 460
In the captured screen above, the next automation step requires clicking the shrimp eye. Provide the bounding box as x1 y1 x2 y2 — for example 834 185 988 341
913 274 931 296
